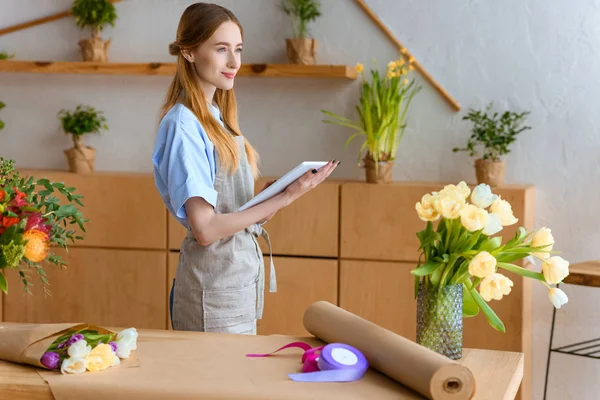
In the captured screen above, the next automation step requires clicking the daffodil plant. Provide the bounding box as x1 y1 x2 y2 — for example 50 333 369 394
412 182 569 332
321 56 421 166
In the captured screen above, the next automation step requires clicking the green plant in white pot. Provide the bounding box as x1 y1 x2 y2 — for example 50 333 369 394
72 0 118 62
453 103 531 186
280 0 322 65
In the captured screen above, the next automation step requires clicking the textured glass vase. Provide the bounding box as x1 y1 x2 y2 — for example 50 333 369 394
416 282 463 360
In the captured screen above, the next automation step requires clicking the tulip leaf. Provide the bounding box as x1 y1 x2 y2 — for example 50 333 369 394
497 262 545 281
470 288 506 332
462 284 479 317
480 236 502 252
411 260 442 276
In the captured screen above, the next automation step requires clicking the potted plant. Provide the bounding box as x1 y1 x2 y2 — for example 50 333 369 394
71 0 118 62
58 104 108 173
413 181 569 359
280 0 322 65
322 58 421 183
0 158 87 295
453 103 531 186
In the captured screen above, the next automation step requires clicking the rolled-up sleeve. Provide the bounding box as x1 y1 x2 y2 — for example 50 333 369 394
153 113 217 224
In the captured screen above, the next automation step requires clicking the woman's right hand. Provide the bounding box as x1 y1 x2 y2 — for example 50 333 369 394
282 160 339 206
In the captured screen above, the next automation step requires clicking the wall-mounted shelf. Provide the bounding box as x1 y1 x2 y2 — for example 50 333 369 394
0 60 357 79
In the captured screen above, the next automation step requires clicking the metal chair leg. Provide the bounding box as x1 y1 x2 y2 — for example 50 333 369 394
543 283 559 400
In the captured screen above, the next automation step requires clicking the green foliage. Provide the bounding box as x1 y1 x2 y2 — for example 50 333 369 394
453 103 532 162
0 52 15 60
0 158 87 295
280 0 322 38
71 0 118 34
57 105 108 139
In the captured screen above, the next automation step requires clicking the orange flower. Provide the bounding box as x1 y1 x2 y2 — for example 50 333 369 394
0 190 5 201
23 229 49 263
1 216 19 228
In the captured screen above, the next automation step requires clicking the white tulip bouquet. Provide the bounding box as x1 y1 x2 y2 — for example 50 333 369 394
412 182 569 332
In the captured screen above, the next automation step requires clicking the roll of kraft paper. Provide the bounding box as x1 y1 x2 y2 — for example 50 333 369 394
303 301 476 400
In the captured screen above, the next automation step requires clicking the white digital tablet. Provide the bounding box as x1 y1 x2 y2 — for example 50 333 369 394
238 161 329 211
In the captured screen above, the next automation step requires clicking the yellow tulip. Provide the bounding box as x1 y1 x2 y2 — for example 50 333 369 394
355 63 364 73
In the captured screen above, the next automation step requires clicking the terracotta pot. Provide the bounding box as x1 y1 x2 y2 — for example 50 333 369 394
79 32 111 63
474 158 505 186
285 38 317 65
64 146 96 173
364 156 393 184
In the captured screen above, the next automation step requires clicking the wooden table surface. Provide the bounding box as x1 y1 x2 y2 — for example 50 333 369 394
564 260 600 287
0 328 524 400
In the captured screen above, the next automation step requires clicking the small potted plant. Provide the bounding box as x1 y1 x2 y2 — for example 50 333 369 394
322 58 421 183
280 0 322 65
58 105 108 173
71 0 118 62
453 103 531 186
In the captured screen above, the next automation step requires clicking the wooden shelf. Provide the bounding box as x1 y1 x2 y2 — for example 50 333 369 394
0 60 357 79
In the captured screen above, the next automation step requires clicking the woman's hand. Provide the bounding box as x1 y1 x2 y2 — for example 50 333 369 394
282 160 339 206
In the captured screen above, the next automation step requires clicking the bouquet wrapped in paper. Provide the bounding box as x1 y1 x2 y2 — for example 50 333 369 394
0 322 137 374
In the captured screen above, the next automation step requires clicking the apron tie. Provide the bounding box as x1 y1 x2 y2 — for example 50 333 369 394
248 224 277 320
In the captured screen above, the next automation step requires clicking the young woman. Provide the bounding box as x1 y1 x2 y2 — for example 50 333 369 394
152 3 338 334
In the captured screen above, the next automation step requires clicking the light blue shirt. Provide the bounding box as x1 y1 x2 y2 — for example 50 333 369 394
152 102 223 229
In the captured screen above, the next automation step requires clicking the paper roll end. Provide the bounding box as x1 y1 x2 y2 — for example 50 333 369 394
430 364 475 400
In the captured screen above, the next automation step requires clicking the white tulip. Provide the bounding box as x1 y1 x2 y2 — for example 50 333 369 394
548 288 568 309
531 227 554 260
482 213 503 236
67 339 91 359
115 340 132 359
117 328 138 350
61 357 87 375
470 184 498 209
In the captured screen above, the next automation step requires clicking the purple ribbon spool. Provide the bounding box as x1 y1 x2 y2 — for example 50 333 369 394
289 343 369 383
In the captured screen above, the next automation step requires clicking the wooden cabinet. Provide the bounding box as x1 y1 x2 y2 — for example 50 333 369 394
4 247 167 329
21 170 167 250
340 260 417 340
258 257 338 336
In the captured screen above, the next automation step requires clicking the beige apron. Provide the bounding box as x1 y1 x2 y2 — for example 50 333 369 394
171 136 276 334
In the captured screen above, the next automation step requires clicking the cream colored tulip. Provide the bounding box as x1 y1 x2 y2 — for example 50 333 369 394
435 192 466 219
416 193 440 222
460 204 489 232
85 344 116 372
542 256 569 284
531 227 554 259
548 287 568 309
479 273 513 301
468 251 497 278
490 197 518 226
439 182 469 200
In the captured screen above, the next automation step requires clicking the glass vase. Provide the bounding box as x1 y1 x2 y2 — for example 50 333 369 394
416 282 463 360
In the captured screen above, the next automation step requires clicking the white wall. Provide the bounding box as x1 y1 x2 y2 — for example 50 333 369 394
1 1 599 398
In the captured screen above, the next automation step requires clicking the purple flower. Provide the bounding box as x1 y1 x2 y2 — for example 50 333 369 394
41 351 61 370
57 342 67 350
65 333 84 347
109 341 118 353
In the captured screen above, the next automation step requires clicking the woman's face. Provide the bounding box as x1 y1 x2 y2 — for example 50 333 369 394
185 21 242 93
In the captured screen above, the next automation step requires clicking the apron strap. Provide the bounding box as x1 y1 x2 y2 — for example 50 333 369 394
249 224 277 320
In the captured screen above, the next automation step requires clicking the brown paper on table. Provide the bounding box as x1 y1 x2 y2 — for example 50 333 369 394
0 322 114 368
303 301 476 400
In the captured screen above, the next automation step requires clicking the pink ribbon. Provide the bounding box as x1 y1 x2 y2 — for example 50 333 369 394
246 341 368 382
